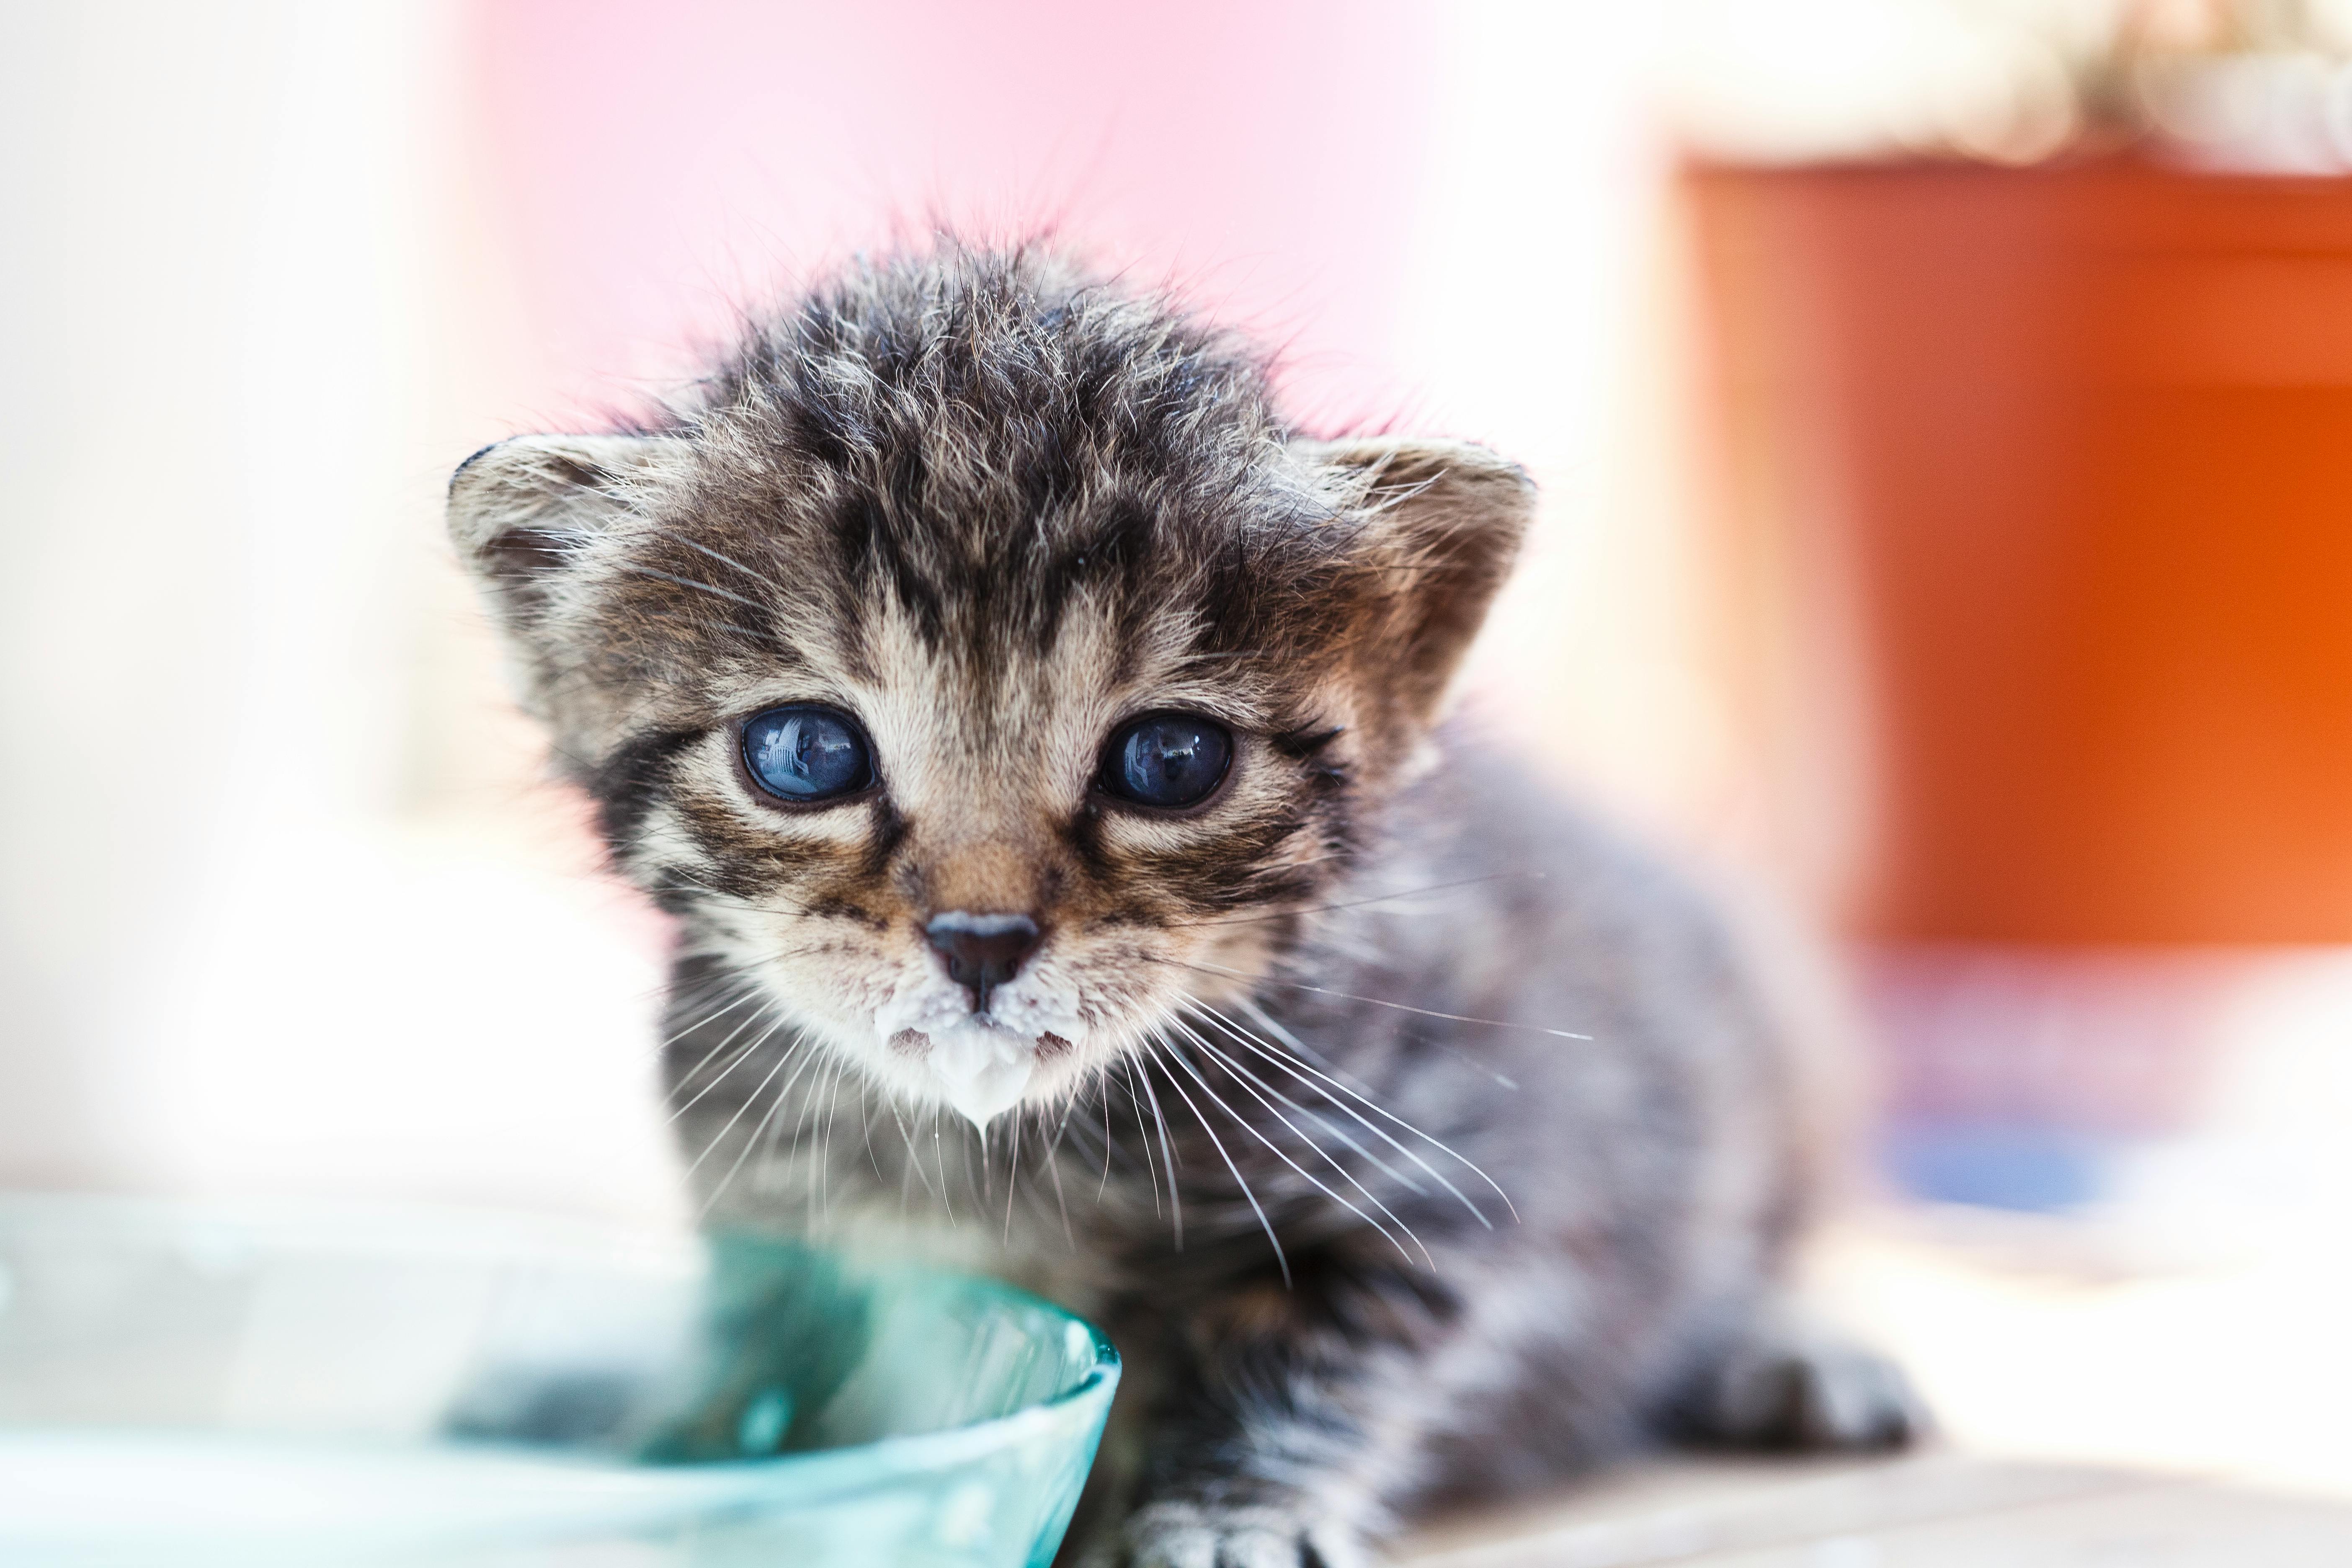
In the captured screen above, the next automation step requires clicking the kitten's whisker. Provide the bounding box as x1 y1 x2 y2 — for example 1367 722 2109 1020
647 527 792 600
1114 1058 1161 1219
787 1047 830 1170
1274 848 1359 873
696 1031 809 1218
749 1029 832 1184
1237 996 1519 1224
785 1050 834 1213
1163 1021 1427 1270
1178 958 1592 1042
1144 1038 1287 1287
665 1026 768 1112
633 605 781 649
1061 1101 1127 1184
665 1007 782 1120
1127 1055 1184 1248
1045 1135 1074 1248
889 1099 938 1204
1002 1116 1021 1245
1096 1073 1117 1202
931 1107 957 1226
1173 1012 1437 1254
614 562 766 613
1166 872 1547 931
1206 1008 1496 1229
699 617 775 644
1184 1003 1433 1198
645 979 761 1066
897 1122 918 1217
820 1058 851 1223
1042 1101 1076 1248
859 1095 888 1186
650 866 823 923
663 1001 762 1072
683 1029 805 1181
755 1048 802 1184
1044 1092 1079 1166
802 1055 838 1222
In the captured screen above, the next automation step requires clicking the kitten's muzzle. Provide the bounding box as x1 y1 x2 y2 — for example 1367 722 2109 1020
923 911 1042 1014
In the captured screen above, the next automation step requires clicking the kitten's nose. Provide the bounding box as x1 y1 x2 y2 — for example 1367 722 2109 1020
924 911 1043 1014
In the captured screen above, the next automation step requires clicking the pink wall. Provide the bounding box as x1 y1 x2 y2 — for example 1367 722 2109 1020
465 0 1441 424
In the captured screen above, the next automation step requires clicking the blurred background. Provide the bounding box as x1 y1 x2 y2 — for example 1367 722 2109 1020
6 0 2352 1514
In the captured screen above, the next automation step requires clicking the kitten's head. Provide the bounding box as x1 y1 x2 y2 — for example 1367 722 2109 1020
450 247 1531 1127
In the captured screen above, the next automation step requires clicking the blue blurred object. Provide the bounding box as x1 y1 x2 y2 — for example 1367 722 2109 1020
1880 1119 2117 1212
0 1196 1117 1566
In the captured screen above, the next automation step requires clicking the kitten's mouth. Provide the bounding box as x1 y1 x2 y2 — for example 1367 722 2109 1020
893 1020 1046 1128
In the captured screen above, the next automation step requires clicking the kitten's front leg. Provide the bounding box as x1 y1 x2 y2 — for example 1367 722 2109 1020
1092 1255 1455 1568
1109 1499 1362 1568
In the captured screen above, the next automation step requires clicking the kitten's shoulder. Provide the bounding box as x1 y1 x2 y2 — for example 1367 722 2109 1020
1397 732 1724 933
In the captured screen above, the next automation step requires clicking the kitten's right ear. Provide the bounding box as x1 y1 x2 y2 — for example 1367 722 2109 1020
446 433 673 635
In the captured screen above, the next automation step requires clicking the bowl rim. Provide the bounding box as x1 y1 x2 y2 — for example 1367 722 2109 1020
0 1191 1122 1515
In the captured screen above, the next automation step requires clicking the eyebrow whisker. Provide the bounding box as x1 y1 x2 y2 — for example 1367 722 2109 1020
615 562 767 613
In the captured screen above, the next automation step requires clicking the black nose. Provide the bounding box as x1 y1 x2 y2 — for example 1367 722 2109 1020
924 912 1043 1013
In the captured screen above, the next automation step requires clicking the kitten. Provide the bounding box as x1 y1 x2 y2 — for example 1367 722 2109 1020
449 245 1917 1567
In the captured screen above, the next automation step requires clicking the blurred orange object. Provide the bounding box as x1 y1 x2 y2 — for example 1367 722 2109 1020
1691 158 2352 943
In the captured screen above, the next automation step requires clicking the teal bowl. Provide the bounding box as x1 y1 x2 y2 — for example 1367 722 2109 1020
0 1196 1118 1566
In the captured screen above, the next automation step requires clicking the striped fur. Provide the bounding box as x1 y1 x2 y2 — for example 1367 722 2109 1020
450 245 1917 1567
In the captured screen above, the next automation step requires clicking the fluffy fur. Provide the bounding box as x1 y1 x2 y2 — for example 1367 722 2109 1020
450 245 1916 1566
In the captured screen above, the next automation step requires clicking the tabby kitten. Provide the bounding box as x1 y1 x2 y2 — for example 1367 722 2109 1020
449 246 1916 1567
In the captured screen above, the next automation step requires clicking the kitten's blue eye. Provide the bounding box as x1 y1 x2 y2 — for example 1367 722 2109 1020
1099 714 1233 810
740 706 874 804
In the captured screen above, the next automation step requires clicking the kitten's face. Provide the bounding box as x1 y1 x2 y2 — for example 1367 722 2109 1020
449 256 1529 1127
588 564 1333 1127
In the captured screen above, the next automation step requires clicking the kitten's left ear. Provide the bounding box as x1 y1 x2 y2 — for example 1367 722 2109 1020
446 432 683 723
1295 436 1536 739
446 431 681 639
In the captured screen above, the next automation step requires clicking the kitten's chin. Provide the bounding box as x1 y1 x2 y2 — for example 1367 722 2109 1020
914 1020 1036 1129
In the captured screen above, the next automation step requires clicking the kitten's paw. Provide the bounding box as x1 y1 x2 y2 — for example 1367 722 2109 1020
1097 1501 1368 1568
1684 1319 1926 1452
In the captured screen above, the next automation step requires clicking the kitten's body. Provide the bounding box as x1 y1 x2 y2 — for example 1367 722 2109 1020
451 247 1914 1566
671 747 1854 1530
